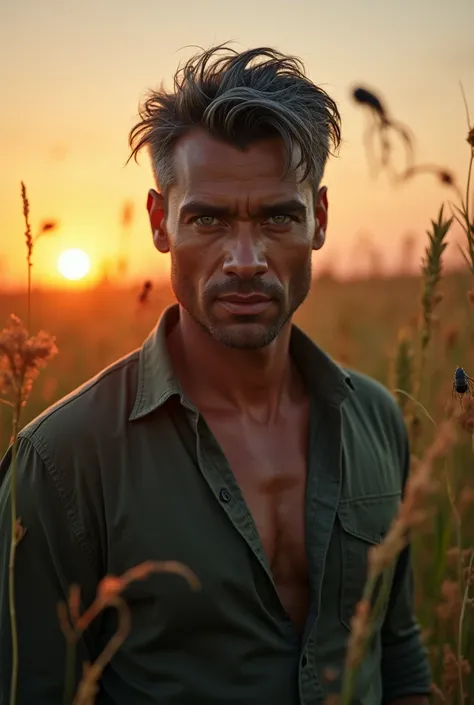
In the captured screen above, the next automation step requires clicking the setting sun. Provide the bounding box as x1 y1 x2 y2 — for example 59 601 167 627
57 248 91 281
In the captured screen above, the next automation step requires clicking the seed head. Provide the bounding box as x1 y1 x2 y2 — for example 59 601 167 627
0 314 58 404
467 127 474 148
420 206 451 352
352 87 387 120
438 169 455 186
21 182 33 266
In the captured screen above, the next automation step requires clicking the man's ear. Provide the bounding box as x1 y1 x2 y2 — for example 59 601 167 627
313 186 328 251
147 189 169 253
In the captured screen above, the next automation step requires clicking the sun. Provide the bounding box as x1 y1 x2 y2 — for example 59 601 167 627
57 248 91 281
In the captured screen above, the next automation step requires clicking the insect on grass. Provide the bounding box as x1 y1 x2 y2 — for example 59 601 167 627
453 366 474 405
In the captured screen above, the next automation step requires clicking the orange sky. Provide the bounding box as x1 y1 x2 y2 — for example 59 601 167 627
1 0 473 289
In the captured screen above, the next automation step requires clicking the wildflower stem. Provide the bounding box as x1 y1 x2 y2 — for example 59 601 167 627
340 569 392 704
466 152 472 227
27 265 31 334
8 402 22 705
444 456 464 594
21 182 33 333
457 551 474 705
63 641 77 705
393 389 437 429
0 399 14 408
464 151 473 269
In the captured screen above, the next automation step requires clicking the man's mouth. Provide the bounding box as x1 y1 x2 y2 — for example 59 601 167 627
217 293 272 315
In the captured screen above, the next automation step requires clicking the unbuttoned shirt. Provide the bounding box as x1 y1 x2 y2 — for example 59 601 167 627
0 304 431 705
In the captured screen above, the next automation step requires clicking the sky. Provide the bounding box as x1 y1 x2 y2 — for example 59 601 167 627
1 0 473 288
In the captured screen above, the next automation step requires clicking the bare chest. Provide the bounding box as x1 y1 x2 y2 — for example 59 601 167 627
204 407 310 631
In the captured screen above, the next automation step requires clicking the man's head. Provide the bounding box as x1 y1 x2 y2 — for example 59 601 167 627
129 45 341 349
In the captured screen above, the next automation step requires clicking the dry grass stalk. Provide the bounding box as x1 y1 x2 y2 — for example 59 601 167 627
351 86 463 199
0 314 57 705
419 207 451 360
458 395 474 437
117 200 134 278
138 279 153 305
57 561 200 705
20 183 33 332
20 182 57 331
449 85 474 278
0 314 58 414
1 186 59 705
431 564 474 703
351 86 414 181
407 208 452 453
391 327 414 418
337 419 456 705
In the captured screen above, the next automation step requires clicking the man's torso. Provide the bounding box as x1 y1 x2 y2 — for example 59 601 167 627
3 306 409 705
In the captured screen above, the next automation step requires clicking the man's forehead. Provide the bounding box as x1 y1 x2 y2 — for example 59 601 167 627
172 129 306 187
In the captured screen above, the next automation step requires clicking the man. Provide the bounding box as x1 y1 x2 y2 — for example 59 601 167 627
0 45 431 704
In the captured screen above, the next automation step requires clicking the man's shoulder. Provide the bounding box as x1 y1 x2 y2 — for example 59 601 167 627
346 367 399 411
343 367 408 450
19 348 141 452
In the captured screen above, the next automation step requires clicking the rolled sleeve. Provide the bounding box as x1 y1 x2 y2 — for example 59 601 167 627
380 421 432 702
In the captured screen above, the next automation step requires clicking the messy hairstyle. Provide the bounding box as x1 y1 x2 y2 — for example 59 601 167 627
128 44 341 192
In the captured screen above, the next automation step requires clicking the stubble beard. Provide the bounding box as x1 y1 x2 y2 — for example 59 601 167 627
170 260 312 351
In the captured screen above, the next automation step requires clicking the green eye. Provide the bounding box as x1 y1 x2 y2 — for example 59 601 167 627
195 216 218 226
269 215 291 225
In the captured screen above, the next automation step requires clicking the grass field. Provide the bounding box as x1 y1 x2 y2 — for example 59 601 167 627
2 265 474 700
2 95 474 701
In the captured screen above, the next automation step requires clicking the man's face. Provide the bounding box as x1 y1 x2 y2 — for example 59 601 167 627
148 129 328 349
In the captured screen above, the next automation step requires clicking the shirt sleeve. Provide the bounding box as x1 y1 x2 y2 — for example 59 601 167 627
380 423 432 703
0 435 100 705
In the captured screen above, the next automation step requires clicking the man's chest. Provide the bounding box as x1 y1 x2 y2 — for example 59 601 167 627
100 401 401 626
204 411 308 560
203 409 311 630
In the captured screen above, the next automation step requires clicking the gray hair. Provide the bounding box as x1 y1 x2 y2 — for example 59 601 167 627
128 44 341 192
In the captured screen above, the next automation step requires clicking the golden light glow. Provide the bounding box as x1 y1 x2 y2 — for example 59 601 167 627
57 248 91 281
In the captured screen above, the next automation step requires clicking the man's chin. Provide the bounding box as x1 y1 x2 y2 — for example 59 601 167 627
207 320 281 350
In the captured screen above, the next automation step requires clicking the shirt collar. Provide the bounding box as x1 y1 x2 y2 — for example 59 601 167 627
129 303 354 421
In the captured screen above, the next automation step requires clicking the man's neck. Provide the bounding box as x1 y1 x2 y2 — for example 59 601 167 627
166 307 299 420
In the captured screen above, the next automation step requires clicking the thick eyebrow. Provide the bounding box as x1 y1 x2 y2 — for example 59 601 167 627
257 200 307 218
179 199 307 219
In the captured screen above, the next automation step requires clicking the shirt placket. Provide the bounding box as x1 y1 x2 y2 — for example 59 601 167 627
299 400 344 705
187 407 298 640
180 397 344 704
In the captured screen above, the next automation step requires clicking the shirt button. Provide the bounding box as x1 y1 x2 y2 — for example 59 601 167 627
219 488 231 503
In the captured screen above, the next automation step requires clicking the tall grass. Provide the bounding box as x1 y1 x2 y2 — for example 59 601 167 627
1 86 473 703
1 185 59 705
1 191 200 705
332 85 474 704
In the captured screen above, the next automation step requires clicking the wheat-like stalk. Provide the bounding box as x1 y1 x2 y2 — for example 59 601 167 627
20 182 57 332
337 420 457 705
341 83 474 705
57 561 200 705
0 315 57 705
391 327 415 419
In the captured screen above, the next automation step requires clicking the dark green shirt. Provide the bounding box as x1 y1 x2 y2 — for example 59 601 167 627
0 304 431 705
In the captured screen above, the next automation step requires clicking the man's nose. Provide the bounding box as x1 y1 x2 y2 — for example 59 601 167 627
222 230 268 278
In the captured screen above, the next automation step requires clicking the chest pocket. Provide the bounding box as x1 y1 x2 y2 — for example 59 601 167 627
338 492 401 631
